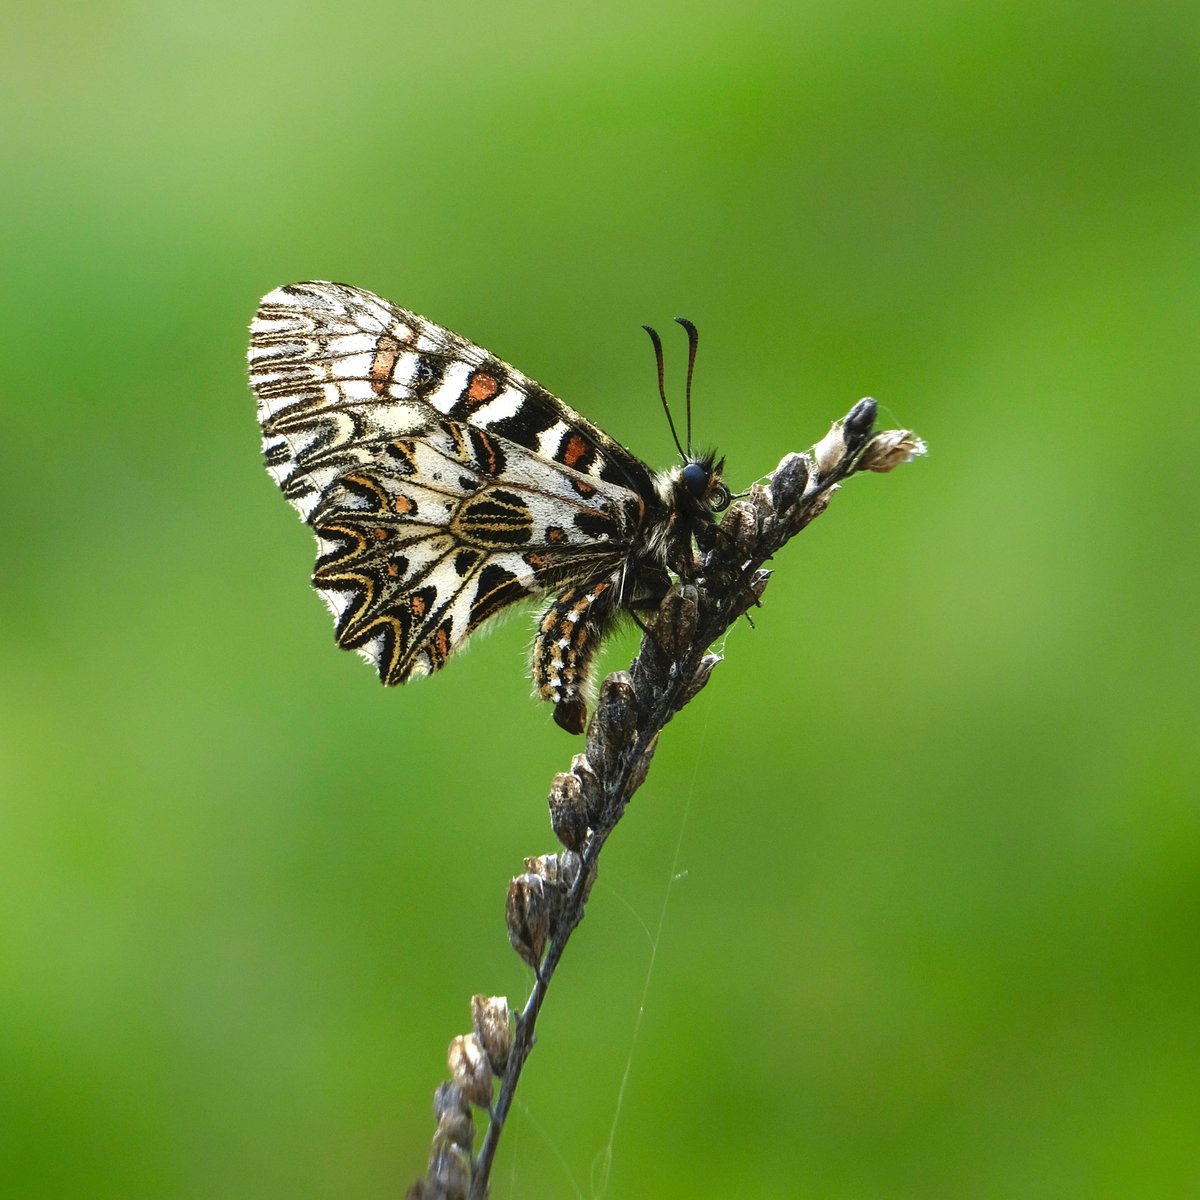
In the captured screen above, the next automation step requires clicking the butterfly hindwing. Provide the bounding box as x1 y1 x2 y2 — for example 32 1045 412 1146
248 282 654 692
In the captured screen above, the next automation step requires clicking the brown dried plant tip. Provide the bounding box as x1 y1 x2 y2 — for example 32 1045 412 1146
448 1033 493 1108
547 771 590 852
433 1081 471 1123
767 452 811 510
505 873 553 969
651 584 700 658
471 995 513 1074
720 499 759 561
625 730 660 795
586 671 639 780
843 396 878 450
405 394 924 1200
855 428 927 474
680 653 721 709
421 1141 471 1200
570 752 605 825
434 1108 474 1156
523 851 579 888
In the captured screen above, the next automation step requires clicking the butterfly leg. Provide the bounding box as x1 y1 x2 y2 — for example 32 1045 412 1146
533 579 621 734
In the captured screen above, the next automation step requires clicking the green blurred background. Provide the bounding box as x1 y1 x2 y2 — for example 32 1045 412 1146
2 1 1197 1196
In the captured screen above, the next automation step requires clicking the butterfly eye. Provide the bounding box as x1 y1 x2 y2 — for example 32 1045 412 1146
680 462 710 498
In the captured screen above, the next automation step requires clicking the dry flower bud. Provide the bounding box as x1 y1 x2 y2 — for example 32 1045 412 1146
769 453 810 508
842 397 878 454
506 873 552 969
547 770 589 851
523 853 566 885
652 585 699 657
560 850 585 888
570 753 605 825
471 994 513 1074
435 1107 474 1152
587 671 638 777
855 429 927 473
748 480 775 520
626 730 660 795
447 1033 493 1107
812 421 847 478
719 500 759 561
426 1140 471 1200
433 1081 470 1121
680 653 721 708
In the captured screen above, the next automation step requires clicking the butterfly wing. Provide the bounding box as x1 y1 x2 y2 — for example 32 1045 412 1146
248 281 655 684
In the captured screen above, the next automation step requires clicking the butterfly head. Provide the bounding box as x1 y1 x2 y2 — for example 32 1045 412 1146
677 452 730 516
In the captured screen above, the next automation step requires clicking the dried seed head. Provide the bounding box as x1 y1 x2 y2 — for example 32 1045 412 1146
447 1033 493 1107
769 452 811 509
570 753 605 825
435 1107 475 1154
547 770 589 852
812 421 847 478
680 653 721 709
505 873 552 969
748 480 775 522
626 730 660 795
855 428 927 473
523 852 566 885
471 994 513 1074
425 1140 471 1200
652 585 699 658
842 397 878 454
433 1081 470 1122
521 851 588 903
719 499 759 561
586 671 638 777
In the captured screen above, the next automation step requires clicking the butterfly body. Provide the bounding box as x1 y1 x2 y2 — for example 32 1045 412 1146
248 281 727 733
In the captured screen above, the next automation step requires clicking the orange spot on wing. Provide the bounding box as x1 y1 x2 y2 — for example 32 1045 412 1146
393 495 414 515
467 372 500 404
370 334 403 395
562 434 589 468
373 527 389 540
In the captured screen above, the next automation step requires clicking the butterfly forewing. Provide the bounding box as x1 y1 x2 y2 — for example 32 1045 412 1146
248 282 658 702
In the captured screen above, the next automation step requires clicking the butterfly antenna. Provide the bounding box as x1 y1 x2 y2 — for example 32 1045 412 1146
675 317 698 455
643 324 685 459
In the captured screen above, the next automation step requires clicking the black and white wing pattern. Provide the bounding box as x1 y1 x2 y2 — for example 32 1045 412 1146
248 281 727 732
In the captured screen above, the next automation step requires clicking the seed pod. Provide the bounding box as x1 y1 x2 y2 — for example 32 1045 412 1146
855 429 927 473
842 397 878 454
812 421 847 479
505 873 552 969
471 994 513 1075
434 1106 474 1154
769 452 811 509
433 1081 470 1121
719 500 759 561
679 654 721 709
586 671 638 778
547 770 589 852
447 1033 493 1107
425 1140 471 1200
570 753 605 825
652 585 699 658
626 730 660 795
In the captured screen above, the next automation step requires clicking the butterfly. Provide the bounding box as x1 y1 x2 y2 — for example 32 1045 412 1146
247 281 730 733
